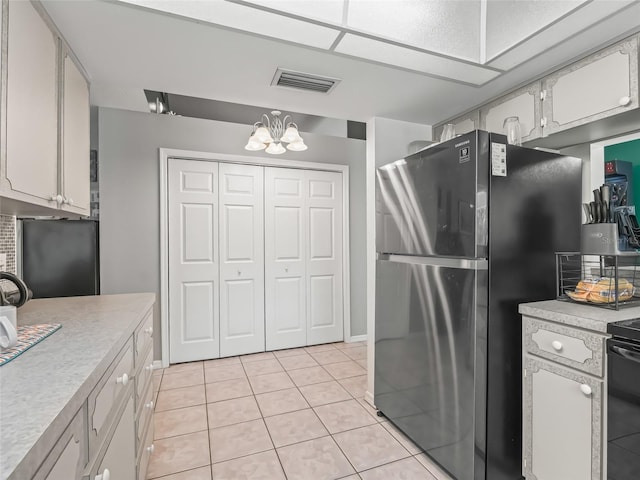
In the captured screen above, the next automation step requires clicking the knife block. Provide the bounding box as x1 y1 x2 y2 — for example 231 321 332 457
581 223 636 255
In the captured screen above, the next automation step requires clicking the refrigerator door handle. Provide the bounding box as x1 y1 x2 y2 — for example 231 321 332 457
378 253 488 270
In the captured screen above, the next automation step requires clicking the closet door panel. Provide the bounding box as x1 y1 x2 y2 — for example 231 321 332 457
219 163 265 357
306 171 344 345
265 168 307 350
168 159 219 363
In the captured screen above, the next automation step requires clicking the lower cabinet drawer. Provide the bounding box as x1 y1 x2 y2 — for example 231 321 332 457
87 339 134 456
137 420 154 480
136 381 154 448
34 405 87 480
136 347 154 406
134 310 153 366
88 395 136 480
523 316 606 377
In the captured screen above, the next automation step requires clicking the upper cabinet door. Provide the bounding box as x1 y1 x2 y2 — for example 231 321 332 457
5 0 58 204
434 111 480 142
480 82 542 143
61 53 90 214
542 36 639 135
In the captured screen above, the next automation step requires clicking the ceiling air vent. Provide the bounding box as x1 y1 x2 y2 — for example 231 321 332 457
271 68 341 94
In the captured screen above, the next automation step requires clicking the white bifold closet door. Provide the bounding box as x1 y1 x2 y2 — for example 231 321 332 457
168 159 220 363
218 163 265 357
265 168 343 350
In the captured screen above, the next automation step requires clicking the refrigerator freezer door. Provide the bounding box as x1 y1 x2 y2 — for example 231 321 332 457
375 255 488 480
376 131 489 258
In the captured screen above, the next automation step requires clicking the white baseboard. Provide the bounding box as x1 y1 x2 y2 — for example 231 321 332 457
153 360 165 371
348 334 367 343
365 390 375 408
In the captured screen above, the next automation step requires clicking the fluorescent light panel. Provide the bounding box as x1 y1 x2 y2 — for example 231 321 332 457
346 0 481 63
334 33 500 85
487 0 635 69
240 0 346 26
119 0 341 49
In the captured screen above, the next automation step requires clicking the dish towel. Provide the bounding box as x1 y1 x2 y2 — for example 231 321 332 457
0 324 62 367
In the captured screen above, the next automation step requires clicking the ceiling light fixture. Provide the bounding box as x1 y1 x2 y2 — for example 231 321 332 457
245 110 307 154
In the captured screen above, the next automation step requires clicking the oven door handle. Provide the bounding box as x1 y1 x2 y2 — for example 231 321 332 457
610 345 640 363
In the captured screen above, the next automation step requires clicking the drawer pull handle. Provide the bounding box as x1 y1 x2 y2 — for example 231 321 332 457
619 96 632 107
147 444 155 454
145 400 154 409
580 384 592 396
145 326 153 336
96 468 110 480
116 373 129 386
551 340 563 352
145 363 154 372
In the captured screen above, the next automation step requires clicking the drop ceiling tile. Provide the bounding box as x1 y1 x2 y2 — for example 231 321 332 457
485 0 588 61
346 0 481 63
240 0 345 26
487 0 636 69
334 34 500 85
119 0 341 49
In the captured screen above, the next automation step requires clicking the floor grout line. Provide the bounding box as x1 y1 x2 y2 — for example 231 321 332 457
151 343 379 480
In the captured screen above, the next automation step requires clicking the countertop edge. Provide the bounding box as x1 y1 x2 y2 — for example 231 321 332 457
519 299 640 333
4 293 156 480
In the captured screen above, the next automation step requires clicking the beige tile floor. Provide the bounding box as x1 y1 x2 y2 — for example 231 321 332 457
148 341 452 480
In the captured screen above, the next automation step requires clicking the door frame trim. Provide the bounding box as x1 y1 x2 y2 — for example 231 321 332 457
159 148 351 367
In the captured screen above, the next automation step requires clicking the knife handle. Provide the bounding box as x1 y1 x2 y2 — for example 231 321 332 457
590 201 599 223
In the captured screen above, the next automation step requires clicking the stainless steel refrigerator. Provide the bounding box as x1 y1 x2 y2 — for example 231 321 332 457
375 130 581 480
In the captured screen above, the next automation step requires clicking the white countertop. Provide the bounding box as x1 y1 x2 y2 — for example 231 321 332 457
0 293 155 480
519 299 640 332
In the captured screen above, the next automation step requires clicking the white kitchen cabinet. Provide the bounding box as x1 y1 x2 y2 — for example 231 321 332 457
480 83 542 143
541 36 638 136
433 110 480 142
91 396 136 480
523 355 603 480
522 310 608 480
0 0 90 216
2 0 59 210
34 406 87 480
61 52 90 214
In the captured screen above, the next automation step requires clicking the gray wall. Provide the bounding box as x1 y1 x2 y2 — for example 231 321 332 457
98 107 367 359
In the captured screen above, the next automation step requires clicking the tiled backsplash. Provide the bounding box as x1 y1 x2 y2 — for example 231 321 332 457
0 214 16 274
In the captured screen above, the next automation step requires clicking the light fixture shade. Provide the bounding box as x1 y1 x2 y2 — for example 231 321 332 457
286 140 308 151
265 142 286 154
244 136 266 151
281 124 303 143
254 125 273 143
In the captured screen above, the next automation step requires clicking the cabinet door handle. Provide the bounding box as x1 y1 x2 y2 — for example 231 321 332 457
145 400 155 410
145 363 154 372
551 340 563 352
147 444 155 454
619 96 632 107
116 373 129 386
145 326 153 336
50 194 63 204
580 384 592 396
96 468 110 480
62 197 75 206
540 117 547 128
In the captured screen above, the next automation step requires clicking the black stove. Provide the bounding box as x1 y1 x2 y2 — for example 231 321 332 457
607 318 640 479
607 318 640 341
